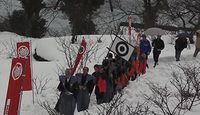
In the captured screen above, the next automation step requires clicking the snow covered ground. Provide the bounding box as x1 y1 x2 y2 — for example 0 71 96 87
0 31 200 115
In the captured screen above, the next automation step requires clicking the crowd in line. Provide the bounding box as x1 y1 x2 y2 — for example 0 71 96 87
54 30 200 115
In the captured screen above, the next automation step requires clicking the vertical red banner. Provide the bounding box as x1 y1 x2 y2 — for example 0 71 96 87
128 15 132 43
71 38 87 76
3 58 25 115
135 33 141 74
17 42 32 91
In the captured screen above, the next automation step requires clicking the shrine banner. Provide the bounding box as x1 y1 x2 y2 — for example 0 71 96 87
71 38 87 75
3 58 25 115
17 42 32 91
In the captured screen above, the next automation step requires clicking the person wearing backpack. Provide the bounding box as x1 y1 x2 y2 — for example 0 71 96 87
175 36 188 61
152 35 165 67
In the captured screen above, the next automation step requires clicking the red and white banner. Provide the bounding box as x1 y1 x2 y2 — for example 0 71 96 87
135 33 141 74
3 58 25 115
71 38 87 75
17 42 32 91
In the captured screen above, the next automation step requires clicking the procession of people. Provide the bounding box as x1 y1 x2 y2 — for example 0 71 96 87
54 29 200 115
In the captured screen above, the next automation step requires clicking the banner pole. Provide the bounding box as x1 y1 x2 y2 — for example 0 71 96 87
30 40 35 104
18 55 26 115
18 74 25 115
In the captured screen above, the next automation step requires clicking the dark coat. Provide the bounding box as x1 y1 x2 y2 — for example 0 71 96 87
140 39 151 55
175 37 188 51
95 73 107 104
55 75 78 115
103 68 114 103
152 38 165 52
75 73 95 112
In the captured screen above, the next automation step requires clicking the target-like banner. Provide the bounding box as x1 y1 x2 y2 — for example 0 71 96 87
110 36 135 61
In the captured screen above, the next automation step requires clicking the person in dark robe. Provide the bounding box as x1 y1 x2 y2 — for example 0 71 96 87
92 64 100 79
54 68 78 115
102 59 114 103
94 65 107 104
92 64 100 102
75 67 95 112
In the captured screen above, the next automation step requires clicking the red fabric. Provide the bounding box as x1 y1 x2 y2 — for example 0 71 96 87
97 76 106 93
116 79 122 89
128 60 137 77
120 74 128 86
116 74 128 89
4 58 25 115
71 38 87 76
17 42 32 91
135 33 141 75
139 59 147 74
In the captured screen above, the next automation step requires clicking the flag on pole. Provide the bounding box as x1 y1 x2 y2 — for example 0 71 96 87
127 33 141 78
110 36 134 61
17 42 32 91
71 38 87 76
135 33 141 74
3 58 25 115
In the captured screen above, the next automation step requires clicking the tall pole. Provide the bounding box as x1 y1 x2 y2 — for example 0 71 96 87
30 40 35 104
18 56 27 115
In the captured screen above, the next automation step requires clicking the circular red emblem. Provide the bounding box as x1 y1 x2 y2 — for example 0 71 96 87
78 46 85 54
18 46 29 58
12 62 23 80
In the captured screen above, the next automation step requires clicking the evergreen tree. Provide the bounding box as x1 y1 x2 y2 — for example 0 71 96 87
9 0 46 38
143 0 169 28
9 10 26 36
59 0 105 37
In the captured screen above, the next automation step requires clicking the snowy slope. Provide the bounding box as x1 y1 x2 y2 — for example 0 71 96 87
0 32 200 115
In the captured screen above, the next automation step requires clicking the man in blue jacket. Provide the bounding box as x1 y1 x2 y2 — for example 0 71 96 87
140 34 151 68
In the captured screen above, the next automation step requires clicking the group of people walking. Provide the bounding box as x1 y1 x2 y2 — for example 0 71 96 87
54 59 129 115
54 67 95 115
54 29 200 115
140 30 200 64
139 34 165 68
174 29 200 61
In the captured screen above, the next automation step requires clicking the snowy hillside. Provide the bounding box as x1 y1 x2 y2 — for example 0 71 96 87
0 32 200 115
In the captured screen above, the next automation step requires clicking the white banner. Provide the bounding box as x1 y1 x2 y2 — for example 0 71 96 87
110 36 135 61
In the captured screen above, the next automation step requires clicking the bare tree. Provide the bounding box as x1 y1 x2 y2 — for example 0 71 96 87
32 74 51 94
164 0 200 31
143 62 200 115
37 100 59 115
0 0 19 17
88 92 154 115
55 36 77 68
143 82 188 115
1 38 17 58
171 63 200 110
